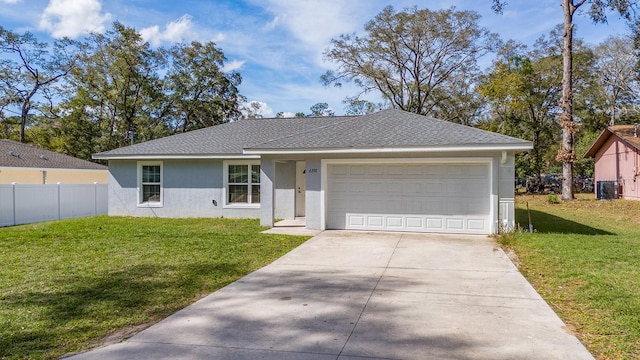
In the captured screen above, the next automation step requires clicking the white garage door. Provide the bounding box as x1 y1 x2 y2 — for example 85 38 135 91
326 163 491 234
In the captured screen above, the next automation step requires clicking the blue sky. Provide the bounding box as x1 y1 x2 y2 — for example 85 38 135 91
0 0 633 116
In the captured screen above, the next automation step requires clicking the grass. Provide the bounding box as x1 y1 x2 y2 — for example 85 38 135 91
498 194 640 359
0 216 310 359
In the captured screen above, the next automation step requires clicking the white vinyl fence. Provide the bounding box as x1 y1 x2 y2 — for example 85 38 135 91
0 183 108 227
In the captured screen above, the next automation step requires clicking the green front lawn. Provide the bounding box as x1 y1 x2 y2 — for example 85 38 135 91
0 216 309 359
499 195 640 359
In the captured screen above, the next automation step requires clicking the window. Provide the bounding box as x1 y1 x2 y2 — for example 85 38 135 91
225 162 260 205
138 162 162 206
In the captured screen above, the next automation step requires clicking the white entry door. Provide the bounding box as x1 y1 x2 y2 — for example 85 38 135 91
326 162 491 234
295 161 306 217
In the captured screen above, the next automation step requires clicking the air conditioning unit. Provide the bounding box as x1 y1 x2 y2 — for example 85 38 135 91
596 181 618 200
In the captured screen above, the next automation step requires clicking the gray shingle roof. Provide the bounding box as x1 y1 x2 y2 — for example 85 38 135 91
584 125 640 158
0 140 107 170
94 116 352 158
94 109 532 159
246 109 532 151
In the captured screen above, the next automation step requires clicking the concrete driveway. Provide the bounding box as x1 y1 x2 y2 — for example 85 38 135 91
68 231 593 360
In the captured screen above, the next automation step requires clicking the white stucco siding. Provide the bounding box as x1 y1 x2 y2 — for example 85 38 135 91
498 152 516 231
304 158 323 230
108 159 259 219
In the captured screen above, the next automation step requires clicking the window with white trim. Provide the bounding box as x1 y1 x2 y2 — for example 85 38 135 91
225 162 260 205
138 162 163 206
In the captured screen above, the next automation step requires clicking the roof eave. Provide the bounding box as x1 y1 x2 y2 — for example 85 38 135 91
243 143 534 155
0 166 107 171
92 153 258 160
584 128 613 158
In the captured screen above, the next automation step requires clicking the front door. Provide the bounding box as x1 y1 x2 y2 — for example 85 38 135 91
295 161 306 217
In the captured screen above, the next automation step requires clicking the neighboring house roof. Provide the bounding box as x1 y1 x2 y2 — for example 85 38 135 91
94 109 533 160
0 139 107 170
584 124 640 158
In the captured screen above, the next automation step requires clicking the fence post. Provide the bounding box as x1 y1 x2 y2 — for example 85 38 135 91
57 182 61 220
12 182 16 226
94 182 98 216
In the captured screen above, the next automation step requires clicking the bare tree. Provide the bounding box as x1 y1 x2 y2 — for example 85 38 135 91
323 6 499 117
593 35 638 125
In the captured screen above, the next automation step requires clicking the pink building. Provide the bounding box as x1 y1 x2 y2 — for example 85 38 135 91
585 125 640 200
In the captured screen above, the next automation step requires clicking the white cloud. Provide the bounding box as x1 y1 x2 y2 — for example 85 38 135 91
222 59 246 73
39 0 111 38
140 14 194 47
263 16 279 31
258 0 367 53
278 111 296 118
211 32 226 42
241 101 275 118
1 0 20 4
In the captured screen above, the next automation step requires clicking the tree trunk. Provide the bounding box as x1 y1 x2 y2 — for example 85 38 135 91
20 105 28 143
610 103 615 126
20 90 36 144
559 0 576 200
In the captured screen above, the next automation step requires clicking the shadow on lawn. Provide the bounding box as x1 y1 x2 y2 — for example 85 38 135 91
0 262 245 359
515 208 614 235
2 263 493 360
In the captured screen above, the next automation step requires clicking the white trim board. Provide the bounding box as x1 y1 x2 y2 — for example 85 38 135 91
244 143 532 155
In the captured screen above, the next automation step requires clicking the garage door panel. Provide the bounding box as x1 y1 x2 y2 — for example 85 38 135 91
466 199 488 214
405 182 422 193
446 182 465 195
349 181 367 192
327 163 491 234
366 166 385 175
468 165 488 177
348 214 365 227
425 166 445 175
367 216 384 227
446 200 465 214
330 165 348 176
369 181 386 193
425 183 443 193
331 180 349 193
468 179 490 190
407 217 425 229
407 199 423 212
426 218 444 230
468 219 487 231
387 216 404 228
447 166 465 176
406 165 424 175
349 166 366 175
446 218 465 230
425 198 445 212
386 166 404 176
386 199 404 212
